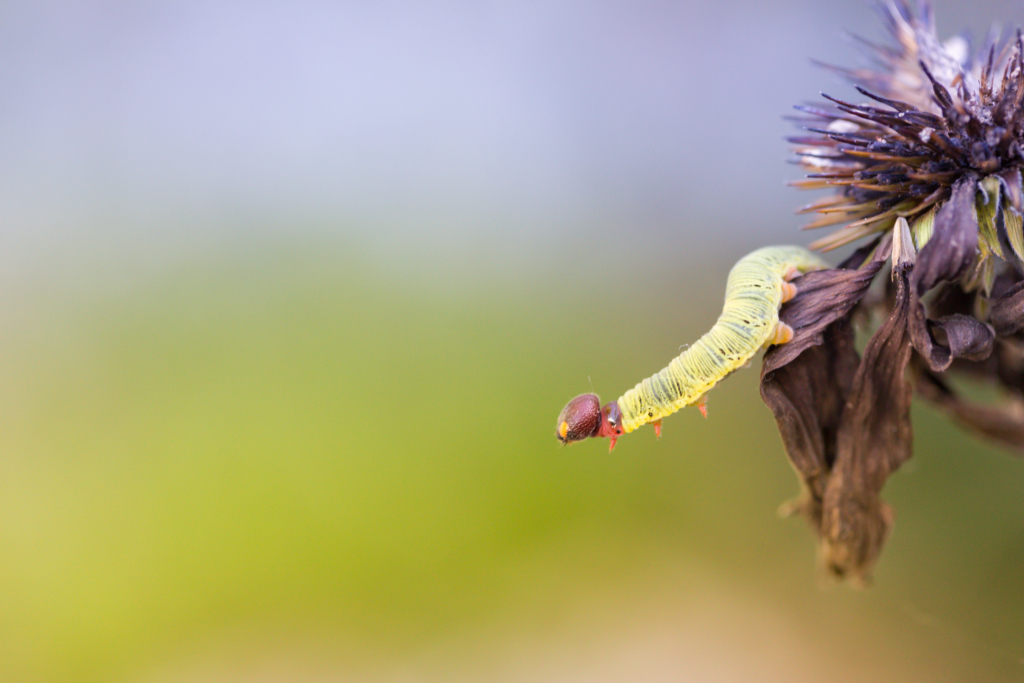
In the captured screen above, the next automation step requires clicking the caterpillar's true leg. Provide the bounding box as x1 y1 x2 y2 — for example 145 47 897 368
770 321 795 346
782 265 801 281
653 419 662 439
697 394 708 419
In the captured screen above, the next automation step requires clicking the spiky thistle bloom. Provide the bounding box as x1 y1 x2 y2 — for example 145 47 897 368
792 3 1024 264
759 1 1024 584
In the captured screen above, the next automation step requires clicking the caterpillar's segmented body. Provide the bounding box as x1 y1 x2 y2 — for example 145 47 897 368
616 246 828 433
555 246 829 450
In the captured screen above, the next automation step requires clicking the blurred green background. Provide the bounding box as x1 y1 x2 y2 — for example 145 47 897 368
1 1 1023 681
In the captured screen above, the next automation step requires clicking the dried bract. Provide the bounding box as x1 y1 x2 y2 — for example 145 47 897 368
764 1 1024 582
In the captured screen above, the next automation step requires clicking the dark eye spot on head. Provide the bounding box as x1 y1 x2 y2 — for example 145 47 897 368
602 401 624 434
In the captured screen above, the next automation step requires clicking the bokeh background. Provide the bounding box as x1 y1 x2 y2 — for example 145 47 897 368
1 1 1023 681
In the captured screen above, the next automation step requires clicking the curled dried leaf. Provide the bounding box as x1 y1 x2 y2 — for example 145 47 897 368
908 306 995 372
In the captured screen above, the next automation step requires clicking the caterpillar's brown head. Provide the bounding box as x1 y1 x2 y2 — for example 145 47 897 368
556 393 624 451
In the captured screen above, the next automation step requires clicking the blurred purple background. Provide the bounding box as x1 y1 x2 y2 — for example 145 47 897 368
1 1 1019 289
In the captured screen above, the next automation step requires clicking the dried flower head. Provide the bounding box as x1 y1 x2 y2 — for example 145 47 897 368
760 1 1024 584
792 2 1024 266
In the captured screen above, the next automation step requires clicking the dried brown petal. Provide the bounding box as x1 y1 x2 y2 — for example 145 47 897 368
990 281 1024 337
763 240 886 374
760 322 860 529
912 174 980 295
820 262 916 582
759 240 906 582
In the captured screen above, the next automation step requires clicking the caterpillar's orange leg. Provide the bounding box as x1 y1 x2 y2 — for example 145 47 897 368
653 419 662 439
771 321 795 346
608 434 618 452
780 281 798 303
697 394 708 419
782 265 801 282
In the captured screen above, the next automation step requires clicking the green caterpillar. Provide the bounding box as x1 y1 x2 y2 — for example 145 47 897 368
556 246 829 450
